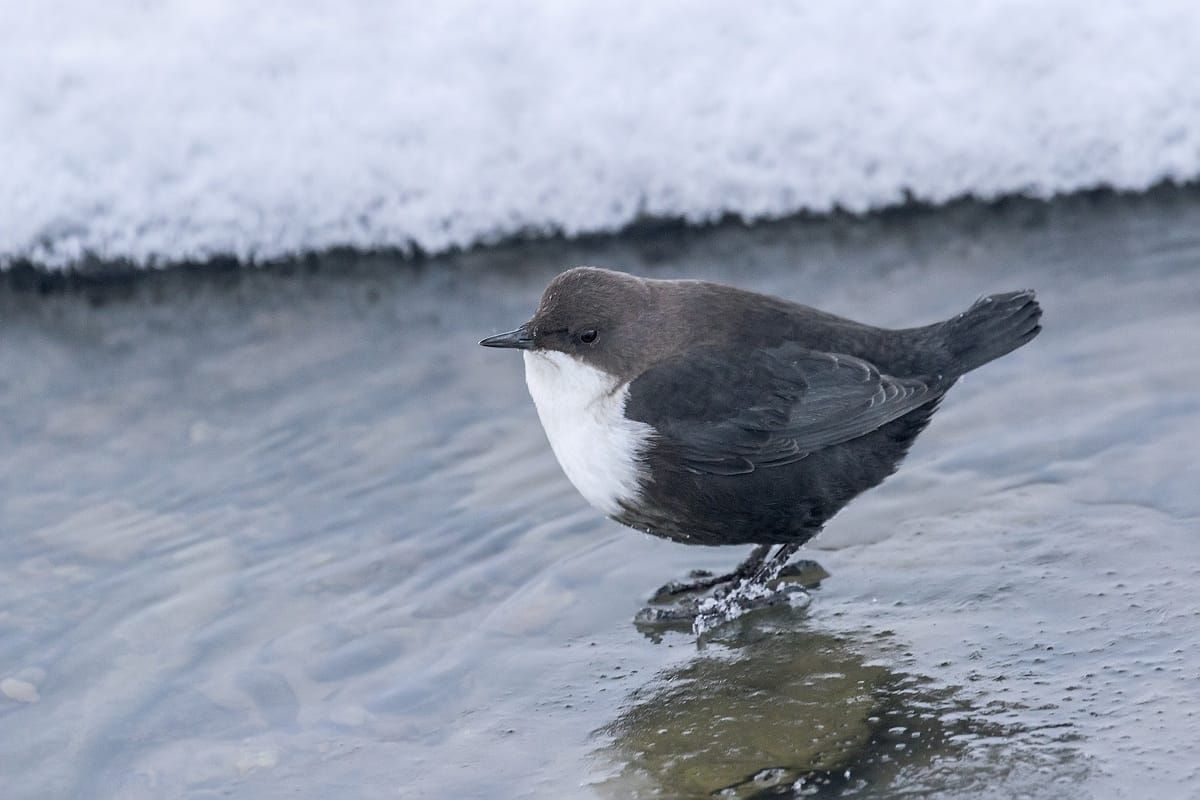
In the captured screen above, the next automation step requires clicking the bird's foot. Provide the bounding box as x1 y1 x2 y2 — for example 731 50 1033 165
635 578 813 633
648 544 772 603
636 550 829 633
692 579 812 635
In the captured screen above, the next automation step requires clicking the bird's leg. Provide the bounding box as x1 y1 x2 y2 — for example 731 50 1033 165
650 544 771 603
705 543 802 601
744 543 831 590
754 543 802 583
668 543 812 633
636 543 828 630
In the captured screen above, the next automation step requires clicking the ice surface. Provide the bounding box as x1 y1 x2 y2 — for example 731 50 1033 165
4 190 1200 797
1 677 40 704
3 0 1200 269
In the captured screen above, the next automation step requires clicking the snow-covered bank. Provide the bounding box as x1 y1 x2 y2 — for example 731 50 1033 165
3 0 1199 269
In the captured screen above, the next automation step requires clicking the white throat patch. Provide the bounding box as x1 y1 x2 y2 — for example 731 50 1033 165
523 350 653 516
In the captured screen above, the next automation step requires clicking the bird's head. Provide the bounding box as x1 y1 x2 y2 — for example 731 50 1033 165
480 266 662 379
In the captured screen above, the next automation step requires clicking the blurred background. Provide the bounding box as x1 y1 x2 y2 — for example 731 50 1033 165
2 2 1199 799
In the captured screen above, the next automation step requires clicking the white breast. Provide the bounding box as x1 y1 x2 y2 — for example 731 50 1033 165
523 350 653 516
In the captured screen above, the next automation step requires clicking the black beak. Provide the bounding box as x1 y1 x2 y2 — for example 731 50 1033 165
479 325 534 350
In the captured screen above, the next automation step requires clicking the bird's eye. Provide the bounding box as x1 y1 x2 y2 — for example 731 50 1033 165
578 329 598 344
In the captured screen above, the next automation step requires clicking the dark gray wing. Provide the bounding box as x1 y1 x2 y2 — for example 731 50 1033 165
625 344 936 476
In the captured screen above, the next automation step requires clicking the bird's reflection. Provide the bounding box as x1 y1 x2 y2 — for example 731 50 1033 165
595 609 1000 799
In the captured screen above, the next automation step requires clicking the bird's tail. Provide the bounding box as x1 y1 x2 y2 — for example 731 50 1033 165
939 290 1042 375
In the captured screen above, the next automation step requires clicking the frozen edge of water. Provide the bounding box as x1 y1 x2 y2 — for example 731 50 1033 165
4 182 1200 284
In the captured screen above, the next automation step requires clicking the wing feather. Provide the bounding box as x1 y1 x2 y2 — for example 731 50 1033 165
625 344 936 476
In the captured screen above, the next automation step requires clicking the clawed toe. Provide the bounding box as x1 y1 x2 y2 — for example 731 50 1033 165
634 599 702 627
650 580 696 603
650 572 736 603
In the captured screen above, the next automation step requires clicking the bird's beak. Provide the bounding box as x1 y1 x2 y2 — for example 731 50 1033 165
479 324 535 350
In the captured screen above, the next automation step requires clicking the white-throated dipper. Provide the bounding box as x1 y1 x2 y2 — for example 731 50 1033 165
481 267 1041 617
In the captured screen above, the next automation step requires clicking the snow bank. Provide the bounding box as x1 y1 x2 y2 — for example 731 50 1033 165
3 1 1199 269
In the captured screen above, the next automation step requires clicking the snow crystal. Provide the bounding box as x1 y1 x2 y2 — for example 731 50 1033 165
3 1 1200 269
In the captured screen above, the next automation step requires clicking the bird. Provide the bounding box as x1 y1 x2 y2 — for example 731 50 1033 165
480 267 1041 617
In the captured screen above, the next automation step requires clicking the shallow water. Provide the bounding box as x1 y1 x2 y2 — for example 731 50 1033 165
2 190 1199 799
